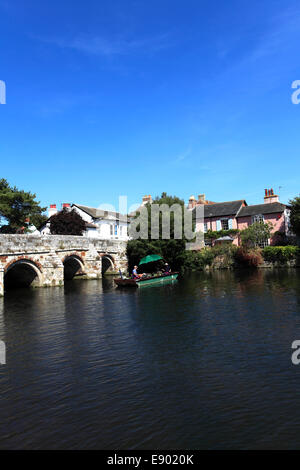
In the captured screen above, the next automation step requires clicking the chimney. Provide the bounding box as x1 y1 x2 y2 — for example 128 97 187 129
198 194 206 204
62 203 71 209
264 188 279 204
48 204 57 217
188 195 197 209
142 195 152 205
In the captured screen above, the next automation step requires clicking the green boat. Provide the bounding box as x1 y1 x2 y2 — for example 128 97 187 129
115 254 178 288
114 272 179 288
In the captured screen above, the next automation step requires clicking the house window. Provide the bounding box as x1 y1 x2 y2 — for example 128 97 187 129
203 222 208 233
110 225 113 236
253 214 264 224
257 238 269 248
221 219 229 231
114 224 118 236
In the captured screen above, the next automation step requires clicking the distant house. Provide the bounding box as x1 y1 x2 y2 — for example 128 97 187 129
191 196 246 245
191 189 291 247
236 190 291 246
72 204 129 240
40 203 130 240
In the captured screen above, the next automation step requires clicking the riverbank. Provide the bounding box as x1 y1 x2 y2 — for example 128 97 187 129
183 245 300 272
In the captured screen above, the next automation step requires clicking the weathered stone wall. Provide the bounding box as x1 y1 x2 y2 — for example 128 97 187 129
0 234 127 254
0 235 128 296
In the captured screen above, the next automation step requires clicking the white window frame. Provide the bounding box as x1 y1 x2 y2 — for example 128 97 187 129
252 214 264 224
257 238 269 248
221 218 229 231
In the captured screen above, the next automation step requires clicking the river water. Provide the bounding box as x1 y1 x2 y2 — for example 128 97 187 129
0 269 300 449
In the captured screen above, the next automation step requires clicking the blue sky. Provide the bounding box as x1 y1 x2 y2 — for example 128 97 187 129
0 0 299 213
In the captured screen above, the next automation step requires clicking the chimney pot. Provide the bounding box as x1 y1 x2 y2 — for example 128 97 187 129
142 195 152 205
49 204 58 217
264 188 279 204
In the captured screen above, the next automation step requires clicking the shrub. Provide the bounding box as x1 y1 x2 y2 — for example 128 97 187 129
235 247 263 267
183 251 205 271
271 231 289 246
289 196 300 237
182 244 238 271
240 222 272 248
210 244 238 269
262 246 300 263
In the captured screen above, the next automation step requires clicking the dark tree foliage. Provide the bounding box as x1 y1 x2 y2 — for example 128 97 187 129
127 193 187 272
289 196 300 237
0 178 47 233
50 208 86 235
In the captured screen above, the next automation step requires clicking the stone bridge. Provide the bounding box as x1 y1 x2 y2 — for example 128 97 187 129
0 235 128 296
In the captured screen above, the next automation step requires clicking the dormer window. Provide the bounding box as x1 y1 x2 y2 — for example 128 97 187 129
253 214 264 224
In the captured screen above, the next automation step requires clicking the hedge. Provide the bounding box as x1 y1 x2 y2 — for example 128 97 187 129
262 246 300 263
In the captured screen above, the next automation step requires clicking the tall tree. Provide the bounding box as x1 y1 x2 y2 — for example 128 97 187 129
289 196 300 237
127 193 188 272
0 178 47 233
50 208 86 235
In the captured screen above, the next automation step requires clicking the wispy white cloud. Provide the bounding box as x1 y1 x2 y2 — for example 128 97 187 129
33 92 95 116
248 7 300 63
38 32 173 57
175 146 192 163
236 5 300 77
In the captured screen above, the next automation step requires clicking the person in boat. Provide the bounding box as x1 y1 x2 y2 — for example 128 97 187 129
132 266 144 279
163 263 171 273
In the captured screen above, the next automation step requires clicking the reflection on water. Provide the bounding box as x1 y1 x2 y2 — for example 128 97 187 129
0 269 300 449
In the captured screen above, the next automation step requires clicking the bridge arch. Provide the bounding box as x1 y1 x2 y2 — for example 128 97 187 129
102 254 115 275
62 254 85 280
4 258 43 289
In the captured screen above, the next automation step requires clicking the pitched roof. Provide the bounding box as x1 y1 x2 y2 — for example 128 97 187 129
237 202 287 217
193 200 246 218
85 222 98 228
72 204 128 222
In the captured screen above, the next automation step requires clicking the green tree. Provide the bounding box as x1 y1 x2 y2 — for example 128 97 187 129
127 193 188 272
240 221 272 248
289 196 300 237
0 178 47 233
50 208 86 235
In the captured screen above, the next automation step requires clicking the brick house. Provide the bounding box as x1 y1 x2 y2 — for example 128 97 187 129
191 189 291 247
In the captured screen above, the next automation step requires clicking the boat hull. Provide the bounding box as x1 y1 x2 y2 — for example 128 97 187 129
114 272 179 288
